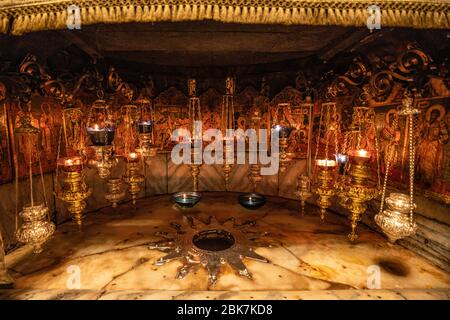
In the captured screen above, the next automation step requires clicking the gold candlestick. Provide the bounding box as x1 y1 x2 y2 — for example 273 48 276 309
344 150 378 241
314 159 337 220
58 157 91 227
123 152 144 205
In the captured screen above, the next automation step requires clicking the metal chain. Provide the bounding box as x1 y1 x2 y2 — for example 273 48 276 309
408 113 415 226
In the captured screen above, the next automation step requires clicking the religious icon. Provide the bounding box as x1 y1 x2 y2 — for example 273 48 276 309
416 104 448 187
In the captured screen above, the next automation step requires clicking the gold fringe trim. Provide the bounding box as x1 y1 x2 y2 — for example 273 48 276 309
0 1 449 35
0 16 7 33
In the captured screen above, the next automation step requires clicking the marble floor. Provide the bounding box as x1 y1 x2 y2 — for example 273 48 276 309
1 192 449 300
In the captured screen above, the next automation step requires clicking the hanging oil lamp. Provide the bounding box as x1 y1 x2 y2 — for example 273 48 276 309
104 178 126 208
57 155 91 227
188 79 202 192
56 105 92 228
14 114 55 253
86 99 117 179
314 159 337 220
123 151 144 205
221 76 236 189
271 103 294 173
294 96 314 215
343 149 378 241
241 105 266 209
313 98 340 220
375 90 418 243
135 98 158 158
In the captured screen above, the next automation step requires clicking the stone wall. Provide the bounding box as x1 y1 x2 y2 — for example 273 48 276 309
0 156 448 272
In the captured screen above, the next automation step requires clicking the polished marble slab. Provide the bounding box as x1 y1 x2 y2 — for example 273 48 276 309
2 192 449 299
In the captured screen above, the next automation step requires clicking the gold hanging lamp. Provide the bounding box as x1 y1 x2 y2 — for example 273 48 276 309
14 111 55 253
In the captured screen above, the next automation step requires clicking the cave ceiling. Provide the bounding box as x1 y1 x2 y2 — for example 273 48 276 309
0 22 448 97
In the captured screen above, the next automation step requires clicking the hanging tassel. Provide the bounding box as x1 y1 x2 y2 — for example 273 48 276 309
191 4 198 21
0 16 7 34
155 4 163 21
198 4 206 20
162 4 171 21
135 5 143 22
141 5 150 22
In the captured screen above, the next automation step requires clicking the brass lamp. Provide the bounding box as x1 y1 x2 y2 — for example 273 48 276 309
375 90 419 243
188 79 202 192
314 159 337 220
123 152 144 205
343 149 378 241
221 76 236 189
14 114 55 251
57 156 91 227
86 99 117 179
136 98 158 158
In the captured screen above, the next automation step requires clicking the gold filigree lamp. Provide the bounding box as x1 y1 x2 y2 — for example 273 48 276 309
221 76 236 189
136 98 158 158
248 105 263 192
123 152 144 205
312 98 341 220
375 90 419 242
343 149 378 241
57 156 91 228
86 99 117 179
56 105 92 228
272 103 294 173
188 79 202 192
295 96 314 216
14 113 55 252
314 159 337 220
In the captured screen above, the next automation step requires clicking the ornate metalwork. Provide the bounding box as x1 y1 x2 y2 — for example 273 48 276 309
123 153 144 205
342 151 379 241
57 159 92 227
104 178 126 208
314 160 337 220
148 216 273 285
15 203 55 254
375 193 417 243
295 174 312 216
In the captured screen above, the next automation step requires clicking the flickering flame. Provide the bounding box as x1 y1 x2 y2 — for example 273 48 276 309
129 152 138 159
93 124 100 131
356 149 370 158
316 159 337 167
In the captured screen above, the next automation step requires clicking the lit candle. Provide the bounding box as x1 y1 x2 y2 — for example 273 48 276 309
355 149 369 158
65 158 73 166
316 159 337 167
59 156 83 172
128 152 138 161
